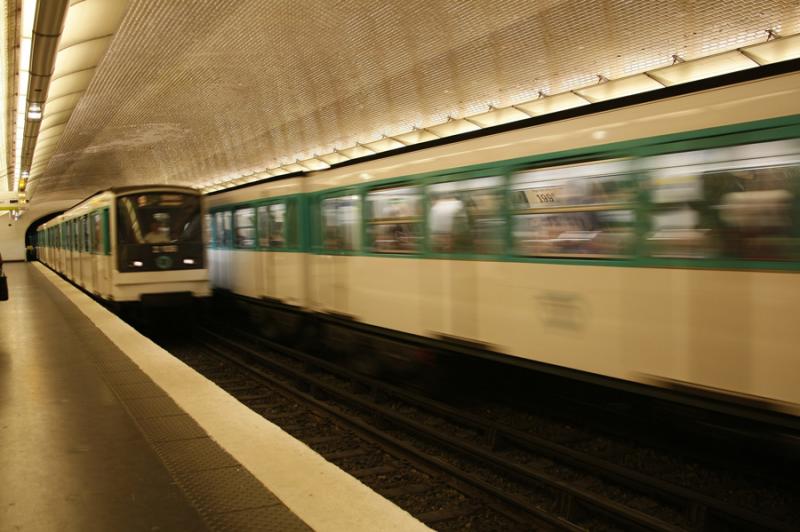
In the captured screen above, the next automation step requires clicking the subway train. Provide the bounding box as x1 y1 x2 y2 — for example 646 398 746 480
206 66 800 420
37 185 210 306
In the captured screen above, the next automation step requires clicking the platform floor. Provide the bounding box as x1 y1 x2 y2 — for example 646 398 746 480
0 263 427 532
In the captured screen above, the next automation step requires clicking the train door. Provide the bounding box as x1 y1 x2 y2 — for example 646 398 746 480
97 209 110 297
91 210 101 293
317 193 360 314
58 224 65 272
211 210 232 288
255 204 271 296
76 216 87 286
64 219 73 279
424 175 504 340
81 215 90 288
72 219 80 283
231 206 257 297
83 214 93 293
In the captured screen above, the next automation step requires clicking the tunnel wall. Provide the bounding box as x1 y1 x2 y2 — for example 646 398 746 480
0 200 78 261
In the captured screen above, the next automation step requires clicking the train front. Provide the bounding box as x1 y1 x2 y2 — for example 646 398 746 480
113 188 210 306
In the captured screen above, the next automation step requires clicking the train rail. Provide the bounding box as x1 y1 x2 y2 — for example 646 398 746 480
157 324 797 531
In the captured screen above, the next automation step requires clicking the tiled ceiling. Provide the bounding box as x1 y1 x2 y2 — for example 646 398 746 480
30 0 800 202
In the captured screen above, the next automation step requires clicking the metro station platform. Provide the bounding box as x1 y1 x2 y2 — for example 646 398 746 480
0 263 428 532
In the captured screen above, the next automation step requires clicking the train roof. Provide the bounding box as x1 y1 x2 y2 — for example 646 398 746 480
38 184 202 229
109 184 201 195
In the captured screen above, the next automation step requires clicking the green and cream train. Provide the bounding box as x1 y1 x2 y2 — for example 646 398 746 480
38 185 210 305
208 67 800 418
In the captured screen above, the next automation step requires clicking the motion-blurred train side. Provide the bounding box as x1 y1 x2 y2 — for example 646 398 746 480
207 68 800 418
38 185 210 306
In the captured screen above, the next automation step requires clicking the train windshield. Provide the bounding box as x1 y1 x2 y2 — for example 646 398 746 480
116 192 204 272
117 193 202 245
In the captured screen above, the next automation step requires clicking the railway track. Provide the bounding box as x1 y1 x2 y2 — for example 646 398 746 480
158 324 797 531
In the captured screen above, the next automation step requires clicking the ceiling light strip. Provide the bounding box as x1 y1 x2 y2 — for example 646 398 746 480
14 0 70 207
25 0 131 204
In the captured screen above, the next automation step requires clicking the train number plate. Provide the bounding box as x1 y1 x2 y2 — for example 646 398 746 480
152 245 178 253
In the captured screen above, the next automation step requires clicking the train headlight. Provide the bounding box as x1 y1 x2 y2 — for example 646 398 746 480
132 260 143 267
182 258 195 265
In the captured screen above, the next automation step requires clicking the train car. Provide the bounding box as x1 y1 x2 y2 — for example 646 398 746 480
38 185 210 306
207 67 800 418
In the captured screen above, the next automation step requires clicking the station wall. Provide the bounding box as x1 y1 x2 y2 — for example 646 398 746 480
0 200 77 261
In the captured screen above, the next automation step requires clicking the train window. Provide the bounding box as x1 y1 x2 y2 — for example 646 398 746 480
117 193 203 246
213 210 232 248
268 203 286 248
102 209 110 254
83 215 90 251
203 214 212 247
72 220 78 251
222 210 232 248
511 160 635 258
214 212 225 248
234 207 256 248
93 212 103 253
366 186 422 253
428 176 504 254
256 206 270 247
321 194 360 251
285 198 300 248
644 140 800 261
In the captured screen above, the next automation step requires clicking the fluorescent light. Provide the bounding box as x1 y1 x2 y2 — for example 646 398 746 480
648 51 758 86
742 34 800 64
427 118 481 138
575 74 664 102
514 92 589 116
27 103 42 120
202 31 800 196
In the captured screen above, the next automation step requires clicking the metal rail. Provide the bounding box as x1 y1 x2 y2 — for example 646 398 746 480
186 325 794 531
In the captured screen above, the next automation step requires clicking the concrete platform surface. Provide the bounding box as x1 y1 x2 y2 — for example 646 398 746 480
0 263 429 532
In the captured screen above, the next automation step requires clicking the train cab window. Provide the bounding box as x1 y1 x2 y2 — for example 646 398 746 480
321 194 360 251
643 139 800 261
234 207 256 248
118 193 203 246
428 176 504 254
366 186 422 253
511 160 635 258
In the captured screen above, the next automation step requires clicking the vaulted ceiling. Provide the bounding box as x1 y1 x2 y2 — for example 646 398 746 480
8 0 800 205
